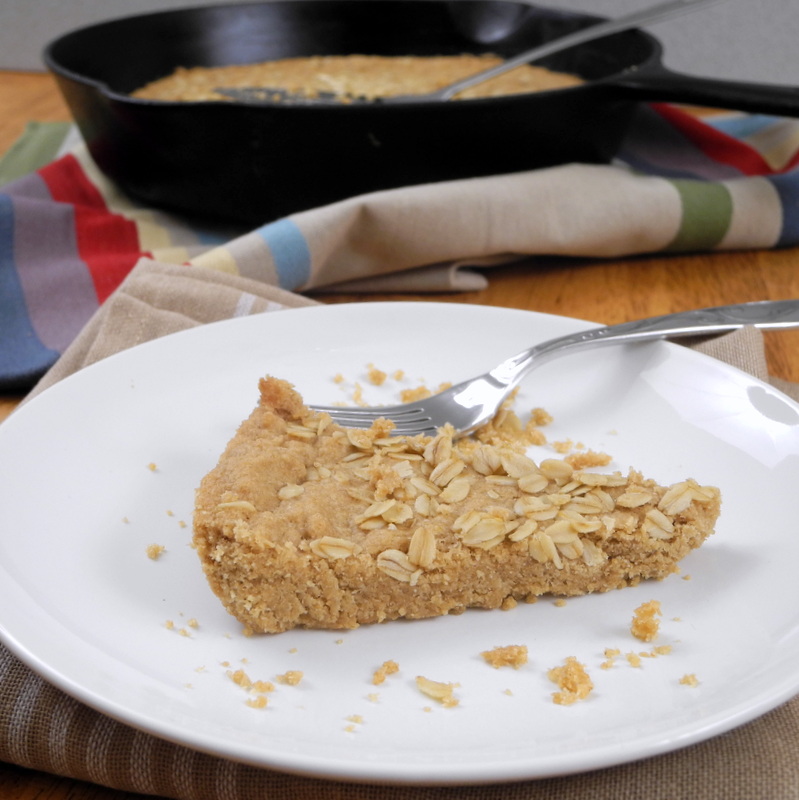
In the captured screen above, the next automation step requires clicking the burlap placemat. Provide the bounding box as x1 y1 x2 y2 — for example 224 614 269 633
4 260 799 800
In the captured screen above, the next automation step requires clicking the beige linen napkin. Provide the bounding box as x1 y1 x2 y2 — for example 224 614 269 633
4 259 799 800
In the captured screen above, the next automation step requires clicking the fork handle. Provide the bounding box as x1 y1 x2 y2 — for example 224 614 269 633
492 299 799 384
437 0 729 100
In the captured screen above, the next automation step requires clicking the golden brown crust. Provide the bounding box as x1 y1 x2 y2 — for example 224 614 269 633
193 377 721 634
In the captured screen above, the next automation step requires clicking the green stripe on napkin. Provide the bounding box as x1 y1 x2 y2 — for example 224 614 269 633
665 180 733 252
0 121 72 186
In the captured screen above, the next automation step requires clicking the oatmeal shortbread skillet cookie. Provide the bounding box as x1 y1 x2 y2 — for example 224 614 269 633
193 377 721 634
132 54 583 103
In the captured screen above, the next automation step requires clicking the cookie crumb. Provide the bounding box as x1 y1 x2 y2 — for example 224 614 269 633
227 668 252 689
600 647 621 670
401 385 432 403
146 544 165 560
626 652 642 668
480 645 528 670
631 600 662 642
372 660 399 685
366 364 387 386
276 670 304 686
530 408 553 427
566 450 612 469
548 657 593 705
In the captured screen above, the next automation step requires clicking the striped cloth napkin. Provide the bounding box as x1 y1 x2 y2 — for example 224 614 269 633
2 102 799 390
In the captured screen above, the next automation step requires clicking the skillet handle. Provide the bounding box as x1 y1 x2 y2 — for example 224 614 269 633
611 64 799 117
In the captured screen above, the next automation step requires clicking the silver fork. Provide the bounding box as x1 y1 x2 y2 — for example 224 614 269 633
309 299 799 437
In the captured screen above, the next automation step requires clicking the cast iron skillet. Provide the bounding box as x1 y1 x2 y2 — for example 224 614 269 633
44 0 799 224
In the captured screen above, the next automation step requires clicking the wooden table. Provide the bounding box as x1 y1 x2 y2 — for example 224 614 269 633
1 70 798 800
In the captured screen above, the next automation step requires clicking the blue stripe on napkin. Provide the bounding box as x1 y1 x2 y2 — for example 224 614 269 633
257 218 311 290
767 172 799 246
0 195 60 387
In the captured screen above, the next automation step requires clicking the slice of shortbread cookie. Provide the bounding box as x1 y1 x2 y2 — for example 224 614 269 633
193 377 721 634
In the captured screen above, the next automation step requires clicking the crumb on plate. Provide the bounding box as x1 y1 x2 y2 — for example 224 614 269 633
276 670 304 686
146 544 165 560
631 600 662 642
372 660 399 685
548 657 593 705
481 645 528 669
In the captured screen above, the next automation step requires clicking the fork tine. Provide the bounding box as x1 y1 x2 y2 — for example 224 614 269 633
308 405 383 419
309 404 429 421
307 403 436 435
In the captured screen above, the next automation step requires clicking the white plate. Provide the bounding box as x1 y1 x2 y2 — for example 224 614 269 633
1 302 798 785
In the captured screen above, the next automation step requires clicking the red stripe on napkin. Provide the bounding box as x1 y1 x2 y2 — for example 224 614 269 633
651 103 775 177
38 155 141 303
